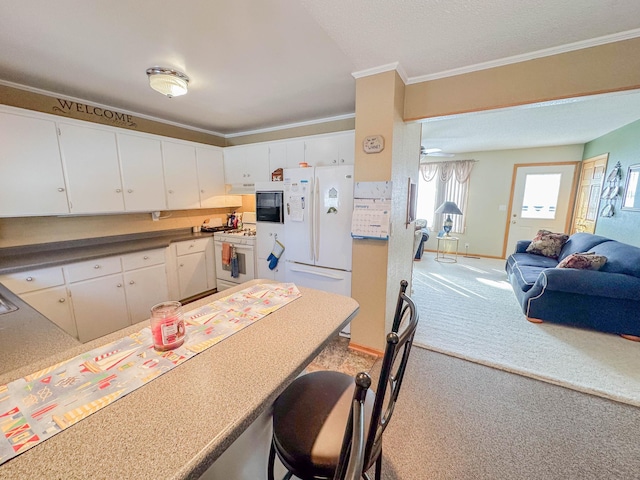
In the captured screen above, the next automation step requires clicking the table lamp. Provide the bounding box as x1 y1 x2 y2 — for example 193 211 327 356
435 201 463 236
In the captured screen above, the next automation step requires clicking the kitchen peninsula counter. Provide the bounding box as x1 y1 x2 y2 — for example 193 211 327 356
0 228 214 275
0 280 359 479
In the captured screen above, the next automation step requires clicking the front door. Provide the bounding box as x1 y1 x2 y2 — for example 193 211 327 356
571 154 608 234
504 163 577 257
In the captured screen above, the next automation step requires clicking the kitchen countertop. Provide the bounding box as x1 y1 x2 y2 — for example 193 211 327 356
0 279 359 479
0 228 215 275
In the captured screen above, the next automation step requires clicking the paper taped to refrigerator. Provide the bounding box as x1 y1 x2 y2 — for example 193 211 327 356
289 195 304 222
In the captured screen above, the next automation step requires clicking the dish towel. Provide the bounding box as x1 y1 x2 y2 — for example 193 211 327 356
222 242 232 266
230 250 239 278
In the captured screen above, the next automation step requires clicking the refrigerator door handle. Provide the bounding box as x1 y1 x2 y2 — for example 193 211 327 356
308 178 315 262
289 266 345 280
315 178 320 262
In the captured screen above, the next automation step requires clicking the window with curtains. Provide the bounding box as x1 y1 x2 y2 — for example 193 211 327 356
417 160 475 234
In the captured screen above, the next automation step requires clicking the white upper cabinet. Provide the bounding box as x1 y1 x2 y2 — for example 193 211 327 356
162 141 201 210
224 143 270 185
196 146 226 208
117 133 167 211
0 110 70 216
304 131 355 167
58 123 125 213
268 140 306 176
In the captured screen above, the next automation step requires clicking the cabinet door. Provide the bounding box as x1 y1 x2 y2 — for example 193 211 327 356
244 144 270 183
118 133 167 211
70 274 129 343
268 143 286 177
21 286 77 339
177 251 208 299
59 123 124 213
0 111 69 215
336 132 355 165
124 264 169 324
285 140 306 169
162 141 201 210
223 146 247 185
196 147 226 208
304 135 338 167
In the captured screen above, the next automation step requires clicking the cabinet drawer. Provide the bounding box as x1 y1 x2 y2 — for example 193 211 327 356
176 238 209 256
121 248 165 271
0 266 65 294
64 256 122 283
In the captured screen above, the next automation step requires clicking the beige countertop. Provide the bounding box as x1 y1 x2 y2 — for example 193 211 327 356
0 279 359 479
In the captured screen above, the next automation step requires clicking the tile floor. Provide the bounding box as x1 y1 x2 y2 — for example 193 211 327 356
306 335 379 376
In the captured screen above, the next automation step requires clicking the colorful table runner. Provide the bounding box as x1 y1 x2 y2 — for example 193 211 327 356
0 283 301 466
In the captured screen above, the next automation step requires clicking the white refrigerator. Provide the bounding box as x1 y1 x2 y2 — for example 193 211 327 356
283 165 354 297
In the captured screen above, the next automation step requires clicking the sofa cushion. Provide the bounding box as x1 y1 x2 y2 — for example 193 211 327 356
556 252 607 270
508 253 558 269
525 230 569 259
558 232 610 261
590 240 640 278
509 263 548 292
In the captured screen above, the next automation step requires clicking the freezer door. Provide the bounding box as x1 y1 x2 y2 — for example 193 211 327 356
283 168 315 265
315 166 354 270
285 262 352 297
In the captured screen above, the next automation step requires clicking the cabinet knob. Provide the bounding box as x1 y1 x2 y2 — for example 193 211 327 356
179 263 184 268
168 190 174 194
129 280 135 285
26 276 33 282
116 189 122 193
94 265 101 269
332 159 337 164
201 189 205 193
58 187 65 192
340 158 345 163
58 298 66 303
116 283 122 288
143 255 149 260
127 189 133 193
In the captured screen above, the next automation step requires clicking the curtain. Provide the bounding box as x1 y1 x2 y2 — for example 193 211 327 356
419 160 475 233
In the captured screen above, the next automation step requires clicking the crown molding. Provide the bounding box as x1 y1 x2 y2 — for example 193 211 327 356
352 62 409 84
407 28 640 84
225 113 355 138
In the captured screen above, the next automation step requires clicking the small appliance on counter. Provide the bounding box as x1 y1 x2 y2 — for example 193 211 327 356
201 218 234 233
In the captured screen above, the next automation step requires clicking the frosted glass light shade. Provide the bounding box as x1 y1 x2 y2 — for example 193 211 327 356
146 67 189 98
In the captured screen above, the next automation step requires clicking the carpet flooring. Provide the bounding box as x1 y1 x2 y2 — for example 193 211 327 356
411 255 640 407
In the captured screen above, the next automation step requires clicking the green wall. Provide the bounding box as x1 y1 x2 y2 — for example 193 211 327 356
584 119 640 246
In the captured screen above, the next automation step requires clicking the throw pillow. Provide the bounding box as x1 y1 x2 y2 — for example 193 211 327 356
525 229 569 259
556 252 607 270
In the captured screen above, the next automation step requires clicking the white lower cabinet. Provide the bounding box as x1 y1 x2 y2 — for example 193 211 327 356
174 238 215 299
124 264 169 323
69 274 130 343
21 286 77 338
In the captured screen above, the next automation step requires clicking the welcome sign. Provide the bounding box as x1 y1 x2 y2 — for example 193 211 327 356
52 99 137 128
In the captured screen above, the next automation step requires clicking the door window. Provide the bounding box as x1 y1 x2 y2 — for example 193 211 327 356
520 173 561 219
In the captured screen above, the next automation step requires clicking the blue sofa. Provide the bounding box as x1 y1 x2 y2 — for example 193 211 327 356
505 232 640 337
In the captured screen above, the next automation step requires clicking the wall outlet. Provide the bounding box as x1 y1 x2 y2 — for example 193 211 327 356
465 243 470 249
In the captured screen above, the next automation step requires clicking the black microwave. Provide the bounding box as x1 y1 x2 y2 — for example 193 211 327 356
256 190 284 223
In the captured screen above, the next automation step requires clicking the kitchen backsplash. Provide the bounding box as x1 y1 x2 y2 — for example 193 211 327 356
0 195 256 248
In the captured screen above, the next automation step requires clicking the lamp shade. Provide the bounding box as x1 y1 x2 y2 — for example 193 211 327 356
146 67 189 98
434 201 463 215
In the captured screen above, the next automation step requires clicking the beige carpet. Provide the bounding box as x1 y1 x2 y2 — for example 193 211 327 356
411 255 640 407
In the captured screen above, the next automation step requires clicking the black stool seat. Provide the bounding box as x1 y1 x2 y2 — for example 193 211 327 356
272 371 374 479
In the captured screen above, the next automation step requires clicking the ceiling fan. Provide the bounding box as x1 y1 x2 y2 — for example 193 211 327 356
420 146 455 158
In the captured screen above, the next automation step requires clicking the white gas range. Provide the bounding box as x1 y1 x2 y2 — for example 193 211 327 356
213 213 257 291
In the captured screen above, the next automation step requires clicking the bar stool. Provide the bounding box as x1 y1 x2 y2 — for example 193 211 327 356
268 280 419 480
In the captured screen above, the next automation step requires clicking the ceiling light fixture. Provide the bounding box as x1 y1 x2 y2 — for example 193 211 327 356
146 67 189 98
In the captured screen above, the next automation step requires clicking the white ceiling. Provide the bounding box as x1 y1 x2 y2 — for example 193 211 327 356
2 1 640 151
